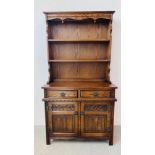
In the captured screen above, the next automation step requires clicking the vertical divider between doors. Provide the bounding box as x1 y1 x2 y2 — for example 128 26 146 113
80 101 84 137
78 89 81 137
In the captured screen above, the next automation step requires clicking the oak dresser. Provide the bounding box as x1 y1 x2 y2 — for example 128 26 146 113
42 11 117 145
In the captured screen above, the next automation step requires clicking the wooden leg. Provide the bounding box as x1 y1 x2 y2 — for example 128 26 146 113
46 137 51 145
109 102 114 146
109 137 113 145
44 102 51 145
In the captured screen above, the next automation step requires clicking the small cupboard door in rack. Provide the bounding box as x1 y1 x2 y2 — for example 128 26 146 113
47 102 79 137
80 101 113 138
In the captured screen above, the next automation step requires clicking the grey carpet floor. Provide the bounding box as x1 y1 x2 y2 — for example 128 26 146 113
34 125 121 155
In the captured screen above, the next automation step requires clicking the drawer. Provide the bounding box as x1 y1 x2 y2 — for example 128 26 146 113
47 90 78 98
80 90 111 98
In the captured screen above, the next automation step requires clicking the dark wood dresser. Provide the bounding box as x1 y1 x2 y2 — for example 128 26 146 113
42 11 117 145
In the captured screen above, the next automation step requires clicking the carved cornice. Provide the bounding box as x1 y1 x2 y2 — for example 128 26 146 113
47 17 111 22
84 105 112 112
85 105 108 112
48 104 75 111
45 12 114 22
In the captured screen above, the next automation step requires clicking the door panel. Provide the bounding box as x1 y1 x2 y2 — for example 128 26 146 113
84 114 107 132
48 102 78 137
81 102 113 137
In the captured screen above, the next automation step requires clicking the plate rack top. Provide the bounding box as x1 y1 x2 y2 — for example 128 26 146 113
44 11 115 21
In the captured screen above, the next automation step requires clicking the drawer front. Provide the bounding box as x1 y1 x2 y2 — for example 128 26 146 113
80 90 111 98
47 90 78 98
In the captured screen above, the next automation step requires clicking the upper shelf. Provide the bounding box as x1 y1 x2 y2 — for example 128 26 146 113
48 60 110 63
48 39 110 42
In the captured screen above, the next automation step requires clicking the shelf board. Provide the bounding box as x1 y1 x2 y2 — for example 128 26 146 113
48 60 110 62
42 81 117 89
48 39 110 42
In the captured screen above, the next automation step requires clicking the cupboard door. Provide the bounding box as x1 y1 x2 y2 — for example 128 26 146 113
47 102 79 138
80 101 113 138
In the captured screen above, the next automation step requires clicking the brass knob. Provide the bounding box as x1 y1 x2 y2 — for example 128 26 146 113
60 92 65 97
93 92 98 97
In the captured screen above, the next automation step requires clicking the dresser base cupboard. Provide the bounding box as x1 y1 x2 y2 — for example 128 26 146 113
42 11 117 145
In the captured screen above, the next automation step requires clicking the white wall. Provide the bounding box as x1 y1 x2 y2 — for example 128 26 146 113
34 0 121 125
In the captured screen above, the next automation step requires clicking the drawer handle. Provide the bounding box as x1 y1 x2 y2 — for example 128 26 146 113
80 111 85 115
93 92 99 97
60 92 65 97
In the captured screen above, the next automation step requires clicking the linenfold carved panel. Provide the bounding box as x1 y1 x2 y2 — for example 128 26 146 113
84 115 107 132
52 115 74 132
